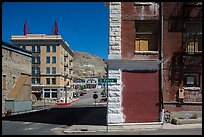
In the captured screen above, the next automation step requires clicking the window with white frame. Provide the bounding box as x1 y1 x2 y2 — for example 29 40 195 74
184 74 200 87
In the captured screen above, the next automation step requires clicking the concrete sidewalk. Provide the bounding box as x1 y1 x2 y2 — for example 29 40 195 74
62 123 202 134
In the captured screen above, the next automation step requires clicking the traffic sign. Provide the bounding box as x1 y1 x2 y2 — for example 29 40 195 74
98 78 117 83
93 93 98 99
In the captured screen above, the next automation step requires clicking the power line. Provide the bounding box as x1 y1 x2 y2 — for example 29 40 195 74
60 3 88 50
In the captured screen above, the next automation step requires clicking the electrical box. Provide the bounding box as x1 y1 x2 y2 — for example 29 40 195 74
178 89 185 99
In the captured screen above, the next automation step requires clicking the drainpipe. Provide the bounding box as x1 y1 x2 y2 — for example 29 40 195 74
160 2 164 124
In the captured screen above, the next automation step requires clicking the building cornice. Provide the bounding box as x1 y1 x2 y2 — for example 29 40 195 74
10 34 74 57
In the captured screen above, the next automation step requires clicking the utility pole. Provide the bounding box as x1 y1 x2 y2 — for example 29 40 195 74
65 86 67 103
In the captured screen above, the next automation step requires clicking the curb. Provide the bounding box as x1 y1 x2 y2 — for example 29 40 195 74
162 123 202 130
171 118 202 125
57 98 79 106
62 123 202 133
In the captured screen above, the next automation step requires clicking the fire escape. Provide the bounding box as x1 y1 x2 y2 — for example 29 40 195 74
168 2 202 86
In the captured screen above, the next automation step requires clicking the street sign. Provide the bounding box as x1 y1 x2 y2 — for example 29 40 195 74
93 93 98 99
98 78 117 83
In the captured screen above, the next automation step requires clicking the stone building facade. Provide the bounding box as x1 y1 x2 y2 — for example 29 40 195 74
2 41 32 116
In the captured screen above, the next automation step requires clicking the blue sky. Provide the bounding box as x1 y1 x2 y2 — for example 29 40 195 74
2 2 109 59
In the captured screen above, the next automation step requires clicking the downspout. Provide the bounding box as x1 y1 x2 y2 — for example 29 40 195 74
160 2 165 125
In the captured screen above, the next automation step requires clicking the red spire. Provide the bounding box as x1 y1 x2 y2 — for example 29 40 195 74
54 20 58 35
24 20 27 35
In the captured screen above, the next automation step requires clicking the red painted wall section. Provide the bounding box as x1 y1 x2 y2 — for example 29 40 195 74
121 3 135 59
121 2 160 60
162 3 183 102
122 71 160 123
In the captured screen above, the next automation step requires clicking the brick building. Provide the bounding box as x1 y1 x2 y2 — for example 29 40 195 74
107 2 202 124
2 41 32 116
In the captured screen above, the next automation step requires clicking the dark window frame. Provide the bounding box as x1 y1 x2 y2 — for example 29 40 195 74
52 78 56 85
46 56 50 63
46 46 50 52
52 56 56 63
52 46 56 52
46 78 50 84
135 21 159 51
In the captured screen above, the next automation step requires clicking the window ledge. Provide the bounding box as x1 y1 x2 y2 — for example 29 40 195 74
183 87 201 91
184 51 202 55
134 51 159 55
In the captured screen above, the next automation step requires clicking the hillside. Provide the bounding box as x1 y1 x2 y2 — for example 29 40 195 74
72 51 107 80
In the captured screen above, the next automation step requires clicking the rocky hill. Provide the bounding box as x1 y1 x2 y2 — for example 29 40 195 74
72 51 107 80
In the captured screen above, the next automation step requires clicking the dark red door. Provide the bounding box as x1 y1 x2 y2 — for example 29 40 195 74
122 71 160 123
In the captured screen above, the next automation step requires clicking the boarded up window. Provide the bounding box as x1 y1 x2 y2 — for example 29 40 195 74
135 38 148 51
3 75 6 90
12 76 16 86
184 33 202 53
135 22 158 51
186 42 199 53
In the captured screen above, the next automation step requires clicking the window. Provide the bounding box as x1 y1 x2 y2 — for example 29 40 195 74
37 46 41 53
3 75 6 90
32 78 35 84
32 67 35 74
37 78 40 84
37 57 40 64
46 78 50 84
32 57 35 63
52 46 56 52
37 67 41 75
44 92 50 98
32 46 35 52
46 46 50 52
52 56 56 63
46 56 50 63
51 92 57 98
184 74 200 87
135 22 158 51
185 33 202 54
46 67 50 74
12 77 16 86
52 67 56 74
52 78 56 84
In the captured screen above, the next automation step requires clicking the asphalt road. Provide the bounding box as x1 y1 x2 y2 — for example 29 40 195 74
2 89 107 135
2 90 201 135
71 89 107 107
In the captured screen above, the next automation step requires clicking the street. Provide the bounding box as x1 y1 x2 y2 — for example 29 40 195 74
2 89 107 135
2 89 202 135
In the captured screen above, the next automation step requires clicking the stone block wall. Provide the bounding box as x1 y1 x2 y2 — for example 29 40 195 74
2 48 31 115
107 69 123 124
108 2 123 124
108 2 121 58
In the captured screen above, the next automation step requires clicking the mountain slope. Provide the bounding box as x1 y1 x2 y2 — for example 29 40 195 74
72 51 107 80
